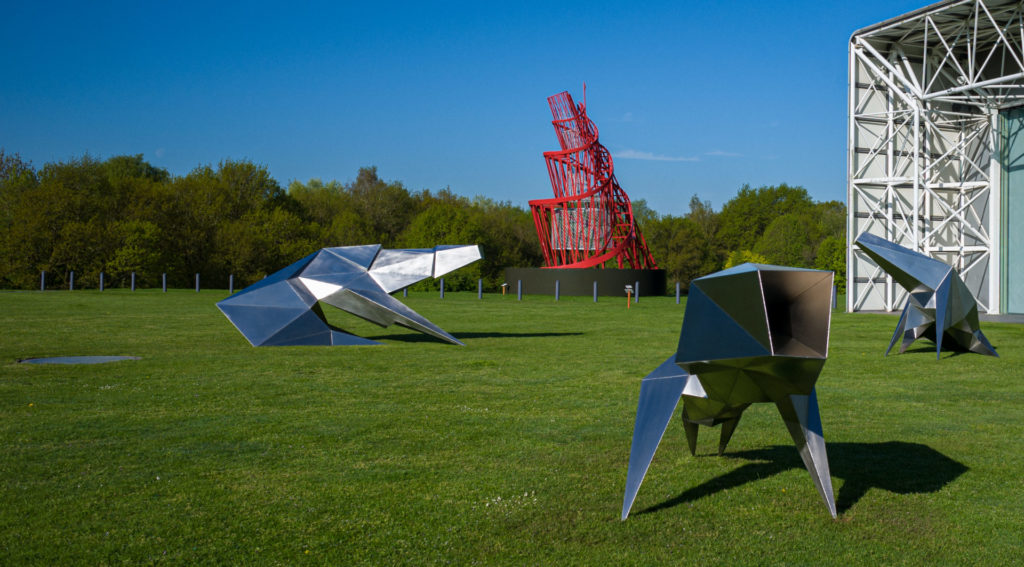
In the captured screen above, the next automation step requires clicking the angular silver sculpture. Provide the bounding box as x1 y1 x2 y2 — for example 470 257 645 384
217 244 481 346
622 264 836 519
854 233 997 359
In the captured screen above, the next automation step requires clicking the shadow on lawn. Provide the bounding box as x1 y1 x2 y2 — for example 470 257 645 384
637 441 968 516
363 331 584 343
892 345 972 358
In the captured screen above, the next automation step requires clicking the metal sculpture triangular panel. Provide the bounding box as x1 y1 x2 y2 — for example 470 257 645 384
622 264 837 520
217 245 482 346
854 233 997 359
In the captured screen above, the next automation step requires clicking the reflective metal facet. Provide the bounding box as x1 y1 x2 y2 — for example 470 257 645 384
217 244 482 346
623 263 836 520
854 233 997 359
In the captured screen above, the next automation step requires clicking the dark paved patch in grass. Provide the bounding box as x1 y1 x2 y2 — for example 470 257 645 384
18 356 141 364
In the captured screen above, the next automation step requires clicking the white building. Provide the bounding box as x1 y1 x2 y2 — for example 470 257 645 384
848 0 1024 314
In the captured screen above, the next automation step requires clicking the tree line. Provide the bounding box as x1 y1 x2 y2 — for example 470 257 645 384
637 184 846 290
0 150 845 293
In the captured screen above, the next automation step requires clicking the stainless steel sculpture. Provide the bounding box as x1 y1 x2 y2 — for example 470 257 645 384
854 233 997 359
622 264 836 519
217 244 482 346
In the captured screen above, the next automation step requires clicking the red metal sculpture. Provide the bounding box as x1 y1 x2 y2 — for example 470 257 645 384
530 90 658 270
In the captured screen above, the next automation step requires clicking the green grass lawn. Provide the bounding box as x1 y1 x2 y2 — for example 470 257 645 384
1 289 1022 565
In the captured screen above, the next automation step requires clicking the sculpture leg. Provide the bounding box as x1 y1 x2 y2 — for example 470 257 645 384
933 276 952 359
886 305 911 356
681 407 699 457
969 330 998 357
899 328 917 353
622 357 688 520
718 416 741 456
898 303 934 354
774 388 837 518
944 324 998 357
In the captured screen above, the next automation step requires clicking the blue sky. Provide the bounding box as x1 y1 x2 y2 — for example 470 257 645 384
2 0 930 215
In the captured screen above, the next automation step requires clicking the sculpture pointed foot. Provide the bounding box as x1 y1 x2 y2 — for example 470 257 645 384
621 357 688 520
971 331 998 357
681 408 699 457
718 416 741 456
775 388 837 518
886 305 911 356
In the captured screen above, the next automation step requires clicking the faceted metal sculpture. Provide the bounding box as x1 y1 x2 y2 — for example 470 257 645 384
622 264 836 519
854 233 997 359
217 244 481 346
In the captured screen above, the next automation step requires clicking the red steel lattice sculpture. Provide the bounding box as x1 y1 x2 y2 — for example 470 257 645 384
530 90 657 270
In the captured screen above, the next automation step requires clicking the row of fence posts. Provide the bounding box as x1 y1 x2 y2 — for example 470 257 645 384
39 270 226 294
444 278 835 309
431 278 666 303
433 279 832 308
38 272 833 307
39 271 682 303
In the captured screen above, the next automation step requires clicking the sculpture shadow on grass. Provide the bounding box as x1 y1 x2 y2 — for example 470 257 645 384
902 346 970 359
362 331 584 343
636 441 967 517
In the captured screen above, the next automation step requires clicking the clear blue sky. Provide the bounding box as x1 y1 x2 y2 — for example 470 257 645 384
1 0 930 215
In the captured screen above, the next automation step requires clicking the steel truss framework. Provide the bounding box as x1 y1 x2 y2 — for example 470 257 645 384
849 0 1024 313
530 90 658 269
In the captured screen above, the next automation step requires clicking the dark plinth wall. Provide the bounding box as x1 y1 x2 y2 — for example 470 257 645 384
504 267 667 297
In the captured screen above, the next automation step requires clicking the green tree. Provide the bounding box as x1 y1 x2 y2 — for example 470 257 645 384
104 154 170 186
214 208 320 286
685 194 725 275
754 212 817 267
750 200 846 270
290 168 422 248
151 159 288 286
0 150 37 231
8 155 121 288
815 235 847 289
105 220 167 287
0 151 40 287
724 249 769 268
348 167 418 246
400 199 483 290
216 159 287 218
716 183 814 253
642 194 728 290
630 198 659 228
645 215 705 289
812 200 845 241
289 178 347 226
686 194 718 242
466 196 542 289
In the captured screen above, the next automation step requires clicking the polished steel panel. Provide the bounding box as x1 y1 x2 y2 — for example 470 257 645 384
433 245 484 276
367 248 436 293
621 356 689 521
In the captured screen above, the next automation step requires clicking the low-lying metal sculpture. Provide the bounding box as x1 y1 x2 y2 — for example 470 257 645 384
854 233 997 359
217 244 481 346
622 263 836 519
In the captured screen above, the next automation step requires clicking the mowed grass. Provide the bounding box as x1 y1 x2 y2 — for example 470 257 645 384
1 289 1022 565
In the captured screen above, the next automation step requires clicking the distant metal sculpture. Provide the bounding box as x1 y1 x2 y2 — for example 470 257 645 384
217 245 481 346
622 264 836 519
529 89 657 269
854 233 997 359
